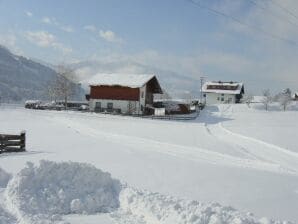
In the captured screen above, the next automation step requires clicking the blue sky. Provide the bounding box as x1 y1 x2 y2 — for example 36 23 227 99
0 0 298 94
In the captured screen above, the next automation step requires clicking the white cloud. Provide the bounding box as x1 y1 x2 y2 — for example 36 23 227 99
41 17 74 33
41 17 56 25
0 33 23 55
212 0 298 90
99 30 123 43
61 26 74 33
25 31 56 47
25 11 33 17
84 25 96 32
25 31 72 54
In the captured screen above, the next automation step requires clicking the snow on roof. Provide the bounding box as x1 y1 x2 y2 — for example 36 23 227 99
87 73 156 88
202 81 244 94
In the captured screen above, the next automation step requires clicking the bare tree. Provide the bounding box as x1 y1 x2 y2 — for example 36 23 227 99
278 88 292 111
51 65 77 109
46 80 58 102
262 89 272 111
244 93 254 108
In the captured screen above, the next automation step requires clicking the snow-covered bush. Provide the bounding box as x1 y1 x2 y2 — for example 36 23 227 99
0 167 11 188
6 160 121 217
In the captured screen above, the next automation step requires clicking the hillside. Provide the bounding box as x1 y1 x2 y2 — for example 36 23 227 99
0 46 83 102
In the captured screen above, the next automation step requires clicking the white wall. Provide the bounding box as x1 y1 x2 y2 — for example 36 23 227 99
89 86 148 115
205 93 236 105
90 99 142 114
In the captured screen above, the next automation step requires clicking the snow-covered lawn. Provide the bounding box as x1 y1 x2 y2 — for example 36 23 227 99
0 104 298 223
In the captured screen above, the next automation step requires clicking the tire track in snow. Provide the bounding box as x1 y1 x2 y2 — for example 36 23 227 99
219 122 298 173
204 123 263 161
51 116 297 176
212 104 298 174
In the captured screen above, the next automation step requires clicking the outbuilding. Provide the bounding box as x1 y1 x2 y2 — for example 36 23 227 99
202 81 244 105
86 74 163 115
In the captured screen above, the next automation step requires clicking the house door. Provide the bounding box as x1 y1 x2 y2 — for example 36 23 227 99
107 102 113 112
95 102 101 112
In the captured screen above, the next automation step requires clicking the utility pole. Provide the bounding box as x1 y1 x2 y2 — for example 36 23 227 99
200 76 205 104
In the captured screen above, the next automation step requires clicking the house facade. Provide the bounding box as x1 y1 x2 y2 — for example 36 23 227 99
86 74 162 115
202 81 244 105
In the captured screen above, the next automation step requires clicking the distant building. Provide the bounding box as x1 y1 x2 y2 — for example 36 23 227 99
86 74 163 115
202 81 244 105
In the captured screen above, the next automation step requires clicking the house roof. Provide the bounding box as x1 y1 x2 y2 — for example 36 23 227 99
87 73 156 88
202 81 244 94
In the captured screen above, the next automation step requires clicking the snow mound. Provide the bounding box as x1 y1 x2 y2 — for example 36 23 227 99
0 167 11 188
6 160 121 218
116 187 292 224
0 206 17 224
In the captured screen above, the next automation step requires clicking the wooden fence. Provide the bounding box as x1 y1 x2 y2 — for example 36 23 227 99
0 131 26 153
149 111 200 121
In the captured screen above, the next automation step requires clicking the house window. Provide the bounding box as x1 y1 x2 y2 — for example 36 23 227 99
141 105 144 111
141 91 144 98
107 103 113 109
221 94 224 96
217 97 220 101
221 97 224 101
95 102 101 108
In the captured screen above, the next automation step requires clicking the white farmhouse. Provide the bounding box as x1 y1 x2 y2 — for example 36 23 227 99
86 74 163 115
202 81 244 105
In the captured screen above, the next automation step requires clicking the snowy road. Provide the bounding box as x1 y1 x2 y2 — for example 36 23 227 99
0 104 298 223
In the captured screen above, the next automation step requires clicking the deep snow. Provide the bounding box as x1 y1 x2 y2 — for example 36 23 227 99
0 161 293 224
0 167 11 188
0 103 298 223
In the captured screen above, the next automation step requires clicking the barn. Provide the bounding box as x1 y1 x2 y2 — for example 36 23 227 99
86 74 163 115
202 81 244 105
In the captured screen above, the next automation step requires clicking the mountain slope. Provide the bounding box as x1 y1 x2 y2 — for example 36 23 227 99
0 46 83 102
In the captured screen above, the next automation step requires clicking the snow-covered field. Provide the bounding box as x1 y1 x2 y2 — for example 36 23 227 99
0 103 298 223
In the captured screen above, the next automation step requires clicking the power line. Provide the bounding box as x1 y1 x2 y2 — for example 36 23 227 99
247 0 298 29
186 0 298 46
269 0 298 21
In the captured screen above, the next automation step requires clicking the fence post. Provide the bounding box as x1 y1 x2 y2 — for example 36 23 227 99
20 131 26 151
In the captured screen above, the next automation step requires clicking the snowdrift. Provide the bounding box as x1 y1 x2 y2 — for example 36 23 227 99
117 187 291 224
0 206 17 224
6 160 121 217
0 167 11 188
0 161 292 224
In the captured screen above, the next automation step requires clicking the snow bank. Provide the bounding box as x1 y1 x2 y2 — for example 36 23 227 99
0 167 11 188
6 160 121 218
116 187 292 224
0 206 17 224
